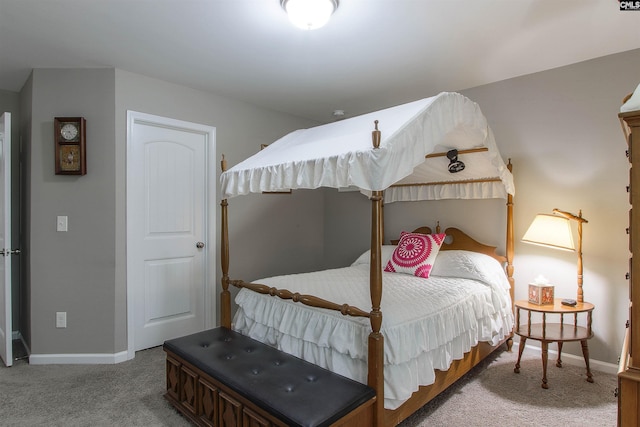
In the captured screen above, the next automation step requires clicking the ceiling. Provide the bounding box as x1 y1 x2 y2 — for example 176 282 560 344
1 0 639 122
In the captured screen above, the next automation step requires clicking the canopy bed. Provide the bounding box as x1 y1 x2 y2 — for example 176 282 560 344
216 92 515 426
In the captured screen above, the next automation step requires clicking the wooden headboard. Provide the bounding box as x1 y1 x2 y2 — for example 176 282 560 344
389 225 507 265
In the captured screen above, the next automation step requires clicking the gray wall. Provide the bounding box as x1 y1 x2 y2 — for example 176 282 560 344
323 49 640 365
462 49 639 365
7 67 321 357
28 69 117 354
9 48 640 363
113 70 322 352
18 77 32 348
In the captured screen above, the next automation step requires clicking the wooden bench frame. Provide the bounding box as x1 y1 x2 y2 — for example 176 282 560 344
164 328 376 427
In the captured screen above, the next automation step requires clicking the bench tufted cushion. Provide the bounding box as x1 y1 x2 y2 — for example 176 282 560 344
163 327 376 427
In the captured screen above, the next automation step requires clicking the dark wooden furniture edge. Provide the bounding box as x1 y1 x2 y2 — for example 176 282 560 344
164 336 376 427
619 104 640 426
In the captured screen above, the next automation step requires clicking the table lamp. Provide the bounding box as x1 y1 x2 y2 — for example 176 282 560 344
522 208 588 303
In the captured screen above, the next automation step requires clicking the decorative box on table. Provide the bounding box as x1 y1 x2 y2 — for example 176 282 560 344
528 283 554 305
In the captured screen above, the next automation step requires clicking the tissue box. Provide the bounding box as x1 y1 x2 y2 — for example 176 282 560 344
528 284 554 305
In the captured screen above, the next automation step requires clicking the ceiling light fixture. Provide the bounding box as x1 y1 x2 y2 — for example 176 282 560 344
332 109 345 120
281 0 338 30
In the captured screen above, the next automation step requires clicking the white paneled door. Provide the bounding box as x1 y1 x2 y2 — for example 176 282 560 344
0 113 12 367
127 112 215 355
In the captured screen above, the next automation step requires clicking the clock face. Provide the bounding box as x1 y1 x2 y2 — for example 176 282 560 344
60 123 79 141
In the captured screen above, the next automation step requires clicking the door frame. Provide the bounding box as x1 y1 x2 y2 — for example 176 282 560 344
0 112 11 367
125 111 216 360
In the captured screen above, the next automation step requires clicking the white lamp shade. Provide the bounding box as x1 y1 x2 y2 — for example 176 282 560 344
522 214 575 251
283 0 337 30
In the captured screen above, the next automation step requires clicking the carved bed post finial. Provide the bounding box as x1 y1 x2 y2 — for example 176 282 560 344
372 120 381 148
221 154 228 172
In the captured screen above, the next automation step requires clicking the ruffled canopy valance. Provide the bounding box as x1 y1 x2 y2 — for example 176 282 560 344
220 92 514 202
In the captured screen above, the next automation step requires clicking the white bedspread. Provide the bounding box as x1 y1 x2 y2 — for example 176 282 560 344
233 250 513 409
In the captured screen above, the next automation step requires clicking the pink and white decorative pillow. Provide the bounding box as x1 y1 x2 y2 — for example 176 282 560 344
384 232 446 278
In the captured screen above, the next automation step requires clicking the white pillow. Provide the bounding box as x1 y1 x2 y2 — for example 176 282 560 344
430 250 510 289
351 245 397 267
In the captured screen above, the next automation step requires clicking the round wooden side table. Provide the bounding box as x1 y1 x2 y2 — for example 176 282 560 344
513 298 594 389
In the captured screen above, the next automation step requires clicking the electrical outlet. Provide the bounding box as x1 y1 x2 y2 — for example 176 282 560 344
56 312 67 328
57 216 68 232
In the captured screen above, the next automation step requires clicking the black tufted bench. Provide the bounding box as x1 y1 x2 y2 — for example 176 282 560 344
163 327 376 427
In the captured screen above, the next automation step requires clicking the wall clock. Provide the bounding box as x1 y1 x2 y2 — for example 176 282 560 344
54 117 86 175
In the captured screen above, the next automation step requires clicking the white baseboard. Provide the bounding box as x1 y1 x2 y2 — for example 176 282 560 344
29 350 129 365
513 340 618 376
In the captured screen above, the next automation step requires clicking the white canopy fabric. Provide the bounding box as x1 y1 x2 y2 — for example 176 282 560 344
220 92 515 202
621 82 640 113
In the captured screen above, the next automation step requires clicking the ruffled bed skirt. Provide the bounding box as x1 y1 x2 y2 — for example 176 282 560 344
234 298 512 409
232 260 513 410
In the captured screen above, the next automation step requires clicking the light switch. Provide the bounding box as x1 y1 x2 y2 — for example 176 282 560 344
56 311 67 328
57 216 68 232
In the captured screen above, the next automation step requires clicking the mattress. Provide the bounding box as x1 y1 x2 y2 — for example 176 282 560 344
233 249 513 409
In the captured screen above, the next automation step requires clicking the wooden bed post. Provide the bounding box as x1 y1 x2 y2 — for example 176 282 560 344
381 199 385 244
506 159 514 291
369 121 385 426
505 159 515 351
369 190 385 427
220 155 232 328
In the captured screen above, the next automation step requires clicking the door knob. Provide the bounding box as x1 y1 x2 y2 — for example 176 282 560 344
196 242 205 249
0 248 20 257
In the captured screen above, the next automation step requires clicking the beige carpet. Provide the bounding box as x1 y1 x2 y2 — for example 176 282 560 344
0 344 616 426
398 346 616 427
